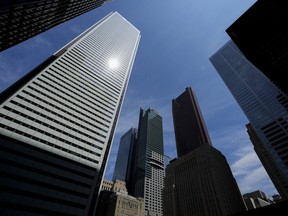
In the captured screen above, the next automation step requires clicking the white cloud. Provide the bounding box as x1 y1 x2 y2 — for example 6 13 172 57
231 147 261 176
230 145 278 197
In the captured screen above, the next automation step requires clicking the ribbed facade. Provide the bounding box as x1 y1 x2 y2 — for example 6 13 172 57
0 0 112 51
209 40 288 200
0 12 140 215
134 108 164 216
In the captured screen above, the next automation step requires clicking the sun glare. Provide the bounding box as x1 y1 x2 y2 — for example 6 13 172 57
108 58 119 69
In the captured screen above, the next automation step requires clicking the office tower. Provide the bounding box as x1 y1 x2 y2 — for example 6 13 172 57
0 0 112 52
0 11 140 216
112 127 137 194
209 40 288 200
172 86 212 157
226 0 288 96
134 108 165 216
163 87 246 216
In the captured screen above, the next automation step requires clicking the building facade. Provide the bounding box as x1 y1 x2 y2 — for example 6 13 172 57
243 190 272 210
226 0 288 96
133 108 165 216
209 40 288 200
97 179 144 216
172 87 212 157
0 12 140 215
113 127 137 194
163 87 246 216
0 0 112 51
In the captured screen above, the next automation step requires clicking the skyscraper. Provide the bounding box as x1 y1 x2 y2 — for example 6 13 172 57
172 86 212 157
163 87 246 216
226 0 288 96
112 127 137 194
209 40 288 200
0 11 140 215
0 0 112 52
134 108 164 216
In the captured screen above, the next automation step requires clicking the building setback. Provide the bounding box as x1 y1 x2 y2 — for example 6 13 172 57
0 0 112 52
133 108 165 216
209 40 288 200
226 0 288 96
0 11 140 215
163 87 247 216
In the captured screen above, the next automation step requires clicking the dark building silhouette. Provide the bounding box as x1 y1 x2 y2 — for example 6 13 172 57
172 86 212 157
163 87 247 216
226 0 288 95
210 40 288 200
229 200 288 216
0 12 140 215
112 127 137 195
0 0 112 52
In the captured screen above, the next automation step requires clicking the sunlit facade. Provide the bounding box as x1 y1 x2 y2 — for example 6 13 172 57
0 11 140 215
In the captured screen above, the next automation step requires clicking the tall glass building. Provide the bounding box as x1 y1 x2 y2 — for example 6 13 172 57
172 87 213 157
134 108 164 216
0 12 140 215
163 87 246 216
209 40 288 200
112 127 137 194
0 0 112 51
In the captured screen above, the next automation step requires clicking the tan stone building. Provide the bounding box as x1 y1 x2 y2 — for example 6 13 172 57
98 179 144 216
106 193 144 216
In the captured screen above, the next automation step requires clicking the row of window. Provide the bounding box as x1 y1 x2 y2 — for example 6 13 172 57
8 98 105 145
0 121 99 165
35 75 113 121
2 106 103 152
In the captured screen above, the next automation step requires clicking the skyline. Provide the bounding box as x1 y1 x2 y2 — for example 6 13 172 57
0 0 278 198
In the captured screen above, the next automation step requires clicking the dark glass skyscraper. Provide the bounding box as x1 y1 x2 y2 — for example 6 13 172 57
0 12 140 215
0 0 112 51
112 127 137 194
164 87 246 216
226 0 288 96
172 87 212 157
209 40 288 200
134 108 164 216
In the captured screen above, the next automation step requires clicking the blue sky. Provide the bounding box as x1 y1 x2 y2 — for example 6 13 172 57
0 0 278 198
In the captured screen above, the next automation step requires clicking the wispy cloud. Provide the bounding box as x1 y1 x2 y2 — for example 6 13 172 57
22 35 54 50
0 55 23 89
231 146 261 176
69 25 84 34
230 145 278 197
